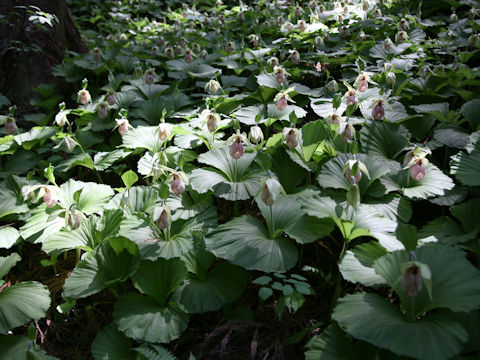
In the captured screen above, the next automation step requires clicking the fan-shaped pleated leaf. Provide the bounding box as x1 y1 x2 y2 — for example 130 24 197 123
91 323 132 360
0 282 51 333
380 166 455 199
360 121 410 160
114 294 189 343
317 153 397 195
119 206 216 260
0 253 21 278
190 147 263 201
374 245 480 315
205 215 298 273
174 262 247 313
0 227 20 249
333 292 468 360
450 144 480 186
339 241 387 286
122 126 164 152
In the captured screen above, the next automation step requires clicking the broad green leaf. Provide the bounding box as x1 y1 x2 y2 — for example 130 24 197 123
96 239 141 286
305 324 377 360
77 183 115 214
0 253 21 278
106 186 159 213
374 246 480 315
0 227 20 249
119 206 216 260
91 323 132 360
167 191 213 221
205 213 298 273
460 98 480 129
132 258 187 306
20 205 65 244
339 242 387 287
0 282 51 333
114 294 188 343
360 121 410 160
133 344 177 360
94 149 130 171
380 166 455 199
450 144 480 186
122 126 164 152
433 124 470 148
299 191 401 250
333 293 468 360
317 153 397 196
121 170 138 189
0 335 57 360
174 262 247 313
63 253 106 299
190 147 263 201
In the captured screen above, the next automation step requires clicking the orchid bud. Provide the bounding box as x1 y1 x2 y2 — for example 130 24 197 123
468 33 480 49
345 166 362 184
261 184 274 206
205 79 221 95
289 50 300 65
193 43 201 53
298 20 306 32
358 78 369 92
5 117 17 134
386 72 396 86
268 57 279 67
118 120 130 135
341 123 355 142
249 125 264 144
207 114 218 133
326 80 338 93
399 18 408 31
92 48 102 61
469 8 477 19
375 9 382 18
98 103 109 119
67 209 83 230
55 111 67 126
43 187 58 208
171 173 186 195
329 114 341 124
184 49 193 64
341 26 349 39
106 91 116 106
77 89 91 105
165 47 174 59
401 264 422 297
155 207 171 230
346 93 358 106
276 70 286 84
230 138 244 159
309 0 316 9
65 136 77 152
276 95 288 111
372 102 385 120
315 36 324 47
410 159 426 181
225 41 234 54
285 129 299 149
450 12 458 23
295 5 302 17
144 69 155 85
384 38 393 50
362 1 368 11
157 123 170 141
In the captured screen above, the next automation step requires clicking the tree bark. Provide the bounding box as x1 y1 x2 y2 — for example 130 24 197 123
0 0 87 117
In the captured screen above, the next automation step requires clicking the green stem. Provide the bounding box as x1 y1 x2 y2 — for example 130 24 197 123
75 248 81 265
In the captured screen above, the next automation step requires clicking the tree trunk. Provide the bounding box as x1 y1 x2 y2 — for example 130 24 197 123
0 0 87 117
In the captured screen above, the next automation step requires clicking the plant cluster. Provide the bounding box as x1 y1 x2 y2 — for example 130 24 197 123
1 0 480 359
